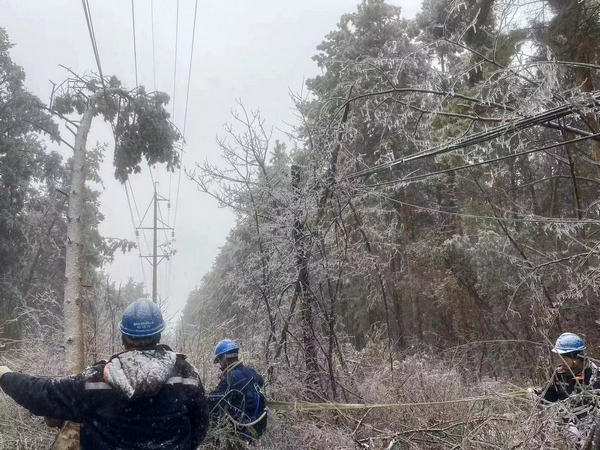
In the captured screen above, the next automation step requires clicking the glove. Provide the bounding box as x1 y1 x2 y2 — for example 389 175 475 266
0 366 12 380
526 387 539 400
44 417 65 428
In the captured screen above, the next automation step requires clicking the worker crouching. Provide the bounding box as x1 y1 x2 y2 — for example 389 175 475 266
530 332 600 447
533 333 600 404
208 339 268 447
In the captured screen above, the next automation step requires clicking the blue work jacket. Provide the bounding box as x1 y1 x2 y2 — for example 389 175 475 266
208 361 267 437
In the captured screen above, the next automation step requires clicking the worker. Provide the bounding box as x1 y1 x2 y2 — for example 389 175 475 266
532 332 600 402
208 339 267 446
530 332 600 446
0 298 209 449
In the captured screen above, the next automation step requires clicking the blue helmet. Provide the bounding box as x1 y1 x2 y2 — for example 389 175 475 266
119 298 166 338
552 332 586 355
214 339 239 363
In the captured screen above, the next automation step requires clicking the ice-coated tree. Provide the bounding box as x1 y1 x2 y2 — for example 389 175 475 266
52 73 180 374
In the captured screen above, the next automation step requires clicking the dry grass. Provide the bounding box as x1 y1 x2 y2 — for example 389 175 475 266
0 338 60 450
0 335 595 449
223 345 595 450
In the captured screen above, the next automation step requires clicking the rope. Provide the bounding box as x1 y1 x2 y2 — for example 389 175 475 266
225 409 269 428
265 390 528 412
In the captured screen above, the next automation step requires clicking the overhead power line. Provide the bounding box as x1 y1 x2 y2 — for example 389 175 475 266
131 0 139 87
124 183 148 291
348 92 600 180
172 0 180 120
81 0 106 92
157 201 172 303
149 0 160 186
151 0 157 91
168 0 180 229
359 132 600 189
128 179 151 256
164 0 181 306
182 0 199 139
378 194 600 226
173 0 199 232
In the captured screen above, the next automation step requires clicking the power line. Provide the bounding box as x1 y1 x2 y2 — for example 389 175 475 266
347 92 600 180
83 1 155 296
151 0 157 91
158 200 171 245
81 0 106 92
182 0 198 139
124 183 148 291
165 257 173 304
130 0 166 299
173 0 199 232
150 0 159 186
128 179 151 255
158 201 173 302
159 199 174 304
172 0 180 121
378 194 600 226
168 0 180 228
358 132 600 189
131 0 139 87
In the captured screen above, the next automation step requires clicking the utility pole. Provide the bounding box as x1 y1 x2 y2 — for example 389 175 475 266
138 182 174 303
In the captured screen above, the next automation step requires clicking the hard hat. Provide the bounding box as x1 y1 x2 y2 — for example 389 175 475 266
552 332 586 354
119 298 166 338
214 339 239 363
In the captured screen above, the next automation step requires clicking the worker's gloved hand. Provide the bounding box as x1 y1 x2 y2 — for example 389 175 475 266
0 366 12 380
44 417 65 428
526 387 539 400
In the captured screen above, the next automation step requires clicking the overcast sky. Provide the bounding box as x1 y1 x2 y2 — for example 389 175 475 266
2 0 420 322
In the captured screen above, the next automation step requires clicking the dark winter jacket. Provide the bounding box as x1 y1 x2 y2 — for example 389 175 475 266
540 361 600 403
534 360 600 426
208 361 267 438
0 344 209 450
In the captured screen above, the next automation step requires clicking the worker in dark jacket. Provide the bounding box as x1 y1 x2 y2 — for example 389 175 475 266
208 339 267 445
532 333 600 403
0 298 209 450
530 332 600 446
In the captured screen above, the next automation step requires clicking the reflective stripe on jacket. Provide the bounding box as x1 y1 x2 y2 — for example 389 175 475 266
0 345 209 450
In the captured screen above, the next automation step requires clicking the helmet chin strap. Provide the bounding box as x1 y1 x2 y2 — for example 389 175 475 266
220 360 242 376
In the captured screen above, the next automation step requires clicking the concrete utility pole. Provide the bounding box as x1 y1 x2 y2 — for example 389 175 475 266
139 182 173 303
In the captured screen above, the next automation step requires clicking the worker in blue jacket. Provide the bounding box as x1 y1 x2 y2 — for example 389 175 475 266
0 298 209 450
208 339 268 444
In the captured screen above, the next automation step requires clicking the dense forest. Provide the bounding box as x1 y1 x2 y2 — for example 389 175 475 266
3 0 600 448
184 0 600 383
